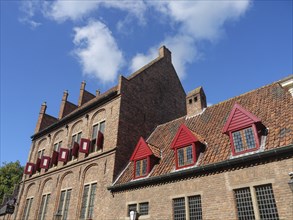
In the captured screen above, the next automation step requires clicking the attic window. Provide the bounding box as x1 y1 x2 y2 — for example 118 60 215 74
232 127 256 153
189 99 192 104
178 145 194 167
171 125 204 170
130 137 159 179
222 104 264 156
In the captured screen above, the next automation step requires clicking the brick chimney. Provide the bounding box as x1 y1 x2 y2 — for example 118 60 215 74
78 81 95 107
159 45 171 62
186 86 207 117
34 102 47 133
58 90 69 119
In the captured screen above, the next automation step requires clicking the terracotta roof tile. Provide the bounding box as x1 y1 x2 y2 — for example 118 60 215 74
114 80 293 185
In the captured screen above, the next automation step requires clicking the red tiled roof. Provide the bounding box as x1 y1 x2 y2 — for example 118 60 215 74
115 80 293 185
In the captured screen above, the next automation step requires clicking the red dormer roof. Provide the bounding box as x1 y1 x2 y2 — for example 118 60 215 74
222 103 261 134
130 137 153 161
171 124 199 149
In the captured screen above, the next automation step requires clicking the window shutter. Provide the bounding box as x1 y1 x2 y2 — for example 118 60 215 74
58 148 69 162
36 158 41 172
72 142 79 157
51 151 59 166
96 131 104 150
79 138 90 154
40 156 51 169
24 163 35 175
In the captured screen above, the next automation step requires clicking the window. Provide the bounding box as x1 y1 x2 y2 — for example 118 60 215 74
234 184 279 220
54 141 62 152
232 127 257 153
135 158 148 178
36 149 45 172
173 195 202 220
177 145 195 168
80 183 97 219
127 204 137 217
38 149 45 159
57 189 72 220
22 198 33 220
38 194 50 220
139 202 149 215
127 202 149 216
69 132 82 160
90 121 105 153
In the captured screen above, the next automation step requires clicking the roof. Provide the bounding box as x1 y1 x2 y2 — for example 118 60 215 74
113 78 293 186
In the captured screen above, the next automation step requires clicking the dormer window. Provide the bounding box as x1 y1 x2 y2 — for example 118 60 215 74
135 158 148 177
177 145 195 167
130 137 160 179
171 125 203 170
222 104 264 156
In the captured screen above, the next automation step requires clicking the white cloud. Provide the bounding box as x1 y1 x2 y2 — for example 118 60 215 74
131 1 251 77
73 20 124 83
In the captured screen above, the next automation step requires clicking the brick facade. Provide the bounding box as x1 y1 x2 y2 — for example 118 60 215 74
6 46 293 220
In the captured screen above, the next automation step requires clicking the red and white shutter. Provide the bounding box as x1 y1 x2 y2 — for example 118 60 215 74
24 163 35 175
79 138 90 154
40 156 51 169
58 148 69 162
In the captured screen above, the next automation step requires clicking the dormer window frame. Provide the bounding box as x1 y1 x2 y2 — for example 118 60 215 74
174 143 197 169
229 124 260 156
134 156 150 179
222 103 264 157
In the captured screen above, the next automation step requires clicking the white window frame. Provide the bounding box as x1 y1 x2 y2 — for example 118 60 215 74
80 182 97 219
90 120 105 153
57 188 72 220
233 183 279 220
38 193 50 220
22 197 33 220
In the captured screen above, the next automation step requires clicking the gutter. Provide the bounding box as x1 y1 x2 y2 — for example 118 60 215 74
108 144 293 192
31 91 118 140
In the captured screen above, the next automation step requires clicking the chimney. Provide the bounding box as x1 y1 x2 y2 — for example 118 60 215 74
186 86 207 117
58 90 68 119
159 45 171 62
34 102 47 133
78 81 86 107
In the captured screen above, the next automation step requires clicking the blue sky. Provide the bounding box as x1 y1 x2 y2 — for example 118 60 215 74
1 0 292 166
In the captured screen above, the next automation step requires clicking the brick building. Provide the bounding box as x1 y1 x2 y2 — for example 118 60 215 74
8 46 293 220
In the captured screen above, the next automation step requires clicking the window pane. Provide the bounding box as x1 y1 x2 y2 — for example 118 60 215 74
38 196 45 220
80 185 90 219
62 190 71 220
142 159 147 175
188 195 202 220
71 135 76 147
255 184 279 220
232 131 244 152
77 132 82 143
135 160 141 177
23 198 33 220
88 184 97 218
186 145 193 165
99 121 105 134
57 191 65 215
173 197 186 220
92 125 98 139
244 127 256 149
234 188 255 220
128 204 137 217
178 148 184 167
43 194 50 220
139 202 149 215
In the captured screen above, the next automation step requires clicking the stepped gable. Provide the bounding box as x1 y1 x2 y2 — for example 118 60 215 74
114 79 293 185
